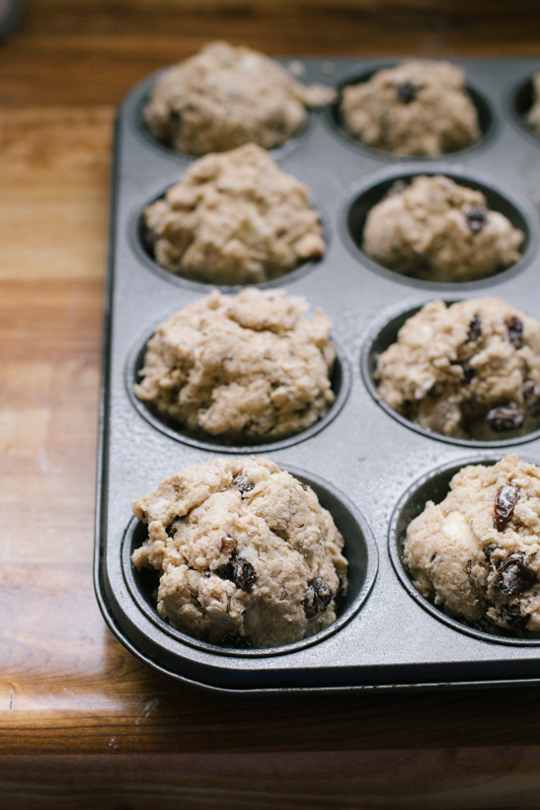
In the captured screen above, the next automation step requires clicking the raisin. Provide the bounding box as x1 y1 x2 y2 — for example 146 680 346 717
466 206 488 233
506 316 524 349
216 554 256 592
165 521 179 538
234 476 255 496
300 482 308 491
494 483 520 532
467 314 482 343
455 362 475 383
523 380 540 415
496 553 537 595
397 81 420 103
500 603 529 630
484 543 497 562
303 577 333 618
232 556 256 592
485 404 525 432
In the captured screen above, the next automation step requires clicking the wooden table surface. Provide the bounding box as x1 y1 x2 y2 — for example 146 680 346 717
2 1 540 807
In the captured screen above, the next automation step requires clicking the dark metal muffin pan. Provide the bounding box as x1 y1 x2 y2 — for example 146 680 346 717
95 57 540 693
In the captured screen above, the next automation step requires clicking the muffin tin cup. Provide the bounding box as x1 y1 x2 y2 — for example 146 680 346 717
122 465 378 660
130 180 332 294
388 455 540 646
132 71 318 166
508 75 540 148
361 298 540 448
342 163 536 290
96 56 540 692
325 65 496 162
126 319 352 454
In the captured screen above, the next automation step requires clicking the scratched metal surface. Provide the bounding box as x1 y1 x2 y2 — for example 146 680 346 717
95 58 540 692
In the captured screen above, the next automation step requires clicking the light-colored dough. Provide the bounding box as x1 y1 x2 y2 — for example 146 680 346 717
527 72 540 136
340 59 481 156
363 175 524 282
143 41 335 155
375 299 540 439
404 455 540 635
132 456 348 648
135 288 335 443
143 143 326 284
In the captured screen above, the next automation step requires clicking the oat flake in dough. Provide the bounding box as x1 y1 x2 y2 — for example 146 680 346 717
143 143 326 284
404 455 540 635
135 287 335 444
131 456 348 648
375 298 540 440
340 59 480 156
143 40 335 155
363 175 524 282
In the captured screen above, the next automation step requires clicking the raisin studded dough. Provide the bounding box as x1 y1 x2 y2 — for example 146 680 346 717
143 40 335 155
404 455 540 635
375 299 540 440
340 59 480 156
132 456 348 648
363 175 524 282
135 288 335 443
527 72 540 136
143 143 326 284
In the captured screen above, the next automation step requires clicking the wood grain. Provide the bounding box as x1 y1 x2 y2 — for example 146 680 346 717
0 107 112 279
2 748 540 810
2 0 540 807
1 1 540 107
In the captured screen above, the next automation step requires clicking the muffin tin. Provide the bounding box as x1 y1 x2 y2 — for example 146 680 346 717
95 57 540 692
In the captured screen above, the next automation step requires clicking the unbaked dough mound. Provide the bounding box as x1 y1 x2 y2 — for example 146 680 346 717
135 288 336 443
404 455 540 636
363 175 524 282
527 72 540 136
143 40 335 155
375 298 540 440
143 143 326 284
132 456 348 648
340 59 481 156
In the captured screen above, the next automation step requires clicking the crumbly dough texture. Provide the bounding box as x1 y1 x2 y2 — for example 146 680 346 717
143 41 335 155
132 456 348 648
363 175 524 282
527 72 540 136
375 298 540 440
135 288 335 443
143 143 326 284
340 59 481 156
404 455 540 635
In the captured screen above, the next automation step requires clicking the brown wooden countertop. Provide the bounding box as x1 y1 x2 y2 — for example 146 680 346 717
2 1 540 807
